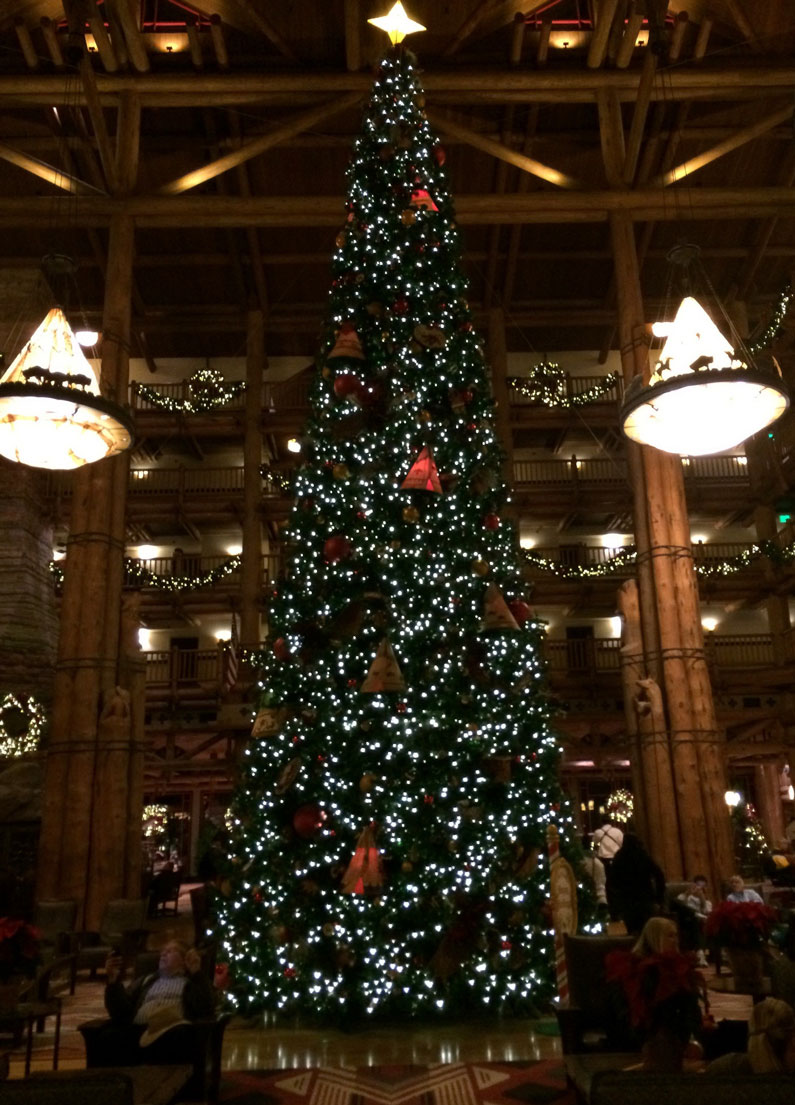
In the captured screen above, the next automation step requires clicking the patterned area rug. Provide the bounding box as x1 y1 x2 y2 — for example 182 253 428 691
220 1060 574 1105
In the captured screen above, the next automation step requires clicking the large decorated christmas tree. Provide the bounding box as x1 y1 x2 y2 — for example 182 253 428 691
219 22 580 1022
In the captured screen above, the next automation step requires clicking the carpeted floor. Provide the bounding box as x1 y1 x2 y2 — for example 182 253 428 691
218 1060 574 1105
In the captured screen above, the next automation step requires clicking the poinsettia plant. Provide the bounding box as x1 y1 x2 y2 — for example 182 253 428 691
606 949 704 1037
704 901 776 948
0 917 41 982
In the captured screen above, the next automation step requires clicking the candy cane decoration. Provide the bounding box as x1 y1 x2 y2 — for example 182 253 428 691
547 824 577 1006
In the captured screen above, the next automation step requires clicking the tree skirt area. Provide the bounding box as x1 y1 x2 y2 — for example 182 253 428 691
220 1059 574 1105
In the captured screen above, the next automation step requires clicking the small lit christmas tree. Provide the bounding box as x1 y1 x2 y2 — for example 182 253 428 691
219 21 580 1021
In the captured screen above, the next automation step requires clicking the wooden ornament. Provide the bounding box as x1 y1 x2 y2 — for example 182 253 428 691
402 505 420 523
252 705 291 737
328 324 365 363
480 582 520 632
360 638 406 694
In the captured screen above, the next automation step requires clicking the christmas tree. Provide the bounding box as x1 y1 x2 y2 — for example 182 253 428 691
219 33 581 1022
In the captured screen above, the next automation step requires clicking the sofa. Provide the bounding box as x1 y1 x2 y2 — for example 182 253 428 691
589 1070 795 1105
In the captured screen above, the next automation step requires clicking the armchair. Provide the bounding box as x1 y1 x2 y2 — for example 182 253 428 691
32 900 78 963
72 899 149 990
556 933 637 1055
79 1010 231 1103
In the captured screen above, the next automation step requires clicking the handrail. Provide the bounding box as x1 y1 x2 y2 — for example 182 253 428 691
526 542 761 570
127 553 282 584
509 373 623 406
142 634 777 689
130 379 246 412
43 458 753 499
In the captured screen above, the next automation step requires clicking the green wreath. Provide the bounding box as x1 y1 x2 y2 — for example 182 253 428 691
0 692 46 757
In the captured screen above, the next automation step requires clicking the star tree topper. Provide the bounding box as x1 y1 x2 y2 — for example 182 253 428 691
368 2 426 45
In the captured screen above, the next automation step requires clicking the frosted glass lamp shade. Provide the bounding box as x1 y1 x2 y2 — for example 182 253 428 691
621 296 789 455
0 308 133 469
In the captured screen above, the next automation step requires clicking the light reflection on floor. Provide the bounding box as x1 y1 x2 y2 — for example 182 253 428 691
221 1018 559 1070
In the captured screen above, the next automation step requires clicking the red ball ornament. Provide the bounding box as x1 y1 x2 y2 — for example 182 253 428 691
273 637 292 661
284 966 296 978
393 297 409 315
324 535 352 562
396 701 407 714
424 794 434 805
462 389 474 403
434 145 446 166
484 513 500 531
293 803 325 839
334 373 359 399
508 600 532 626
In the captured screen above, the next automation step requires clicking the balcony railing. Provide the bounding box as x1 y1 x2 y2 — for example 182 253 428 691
128 553 282 586
526 542 764 576
130 380 246 412
142 634 779 694
509 373 623 407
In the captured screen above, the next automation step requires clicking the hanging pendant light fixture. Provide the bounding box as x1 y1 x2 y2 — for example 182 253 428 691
0 258 133 470
620 245 789 456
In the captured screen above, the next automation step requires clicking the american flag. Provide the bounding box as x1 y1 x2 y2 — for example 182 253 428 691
222 613 239 692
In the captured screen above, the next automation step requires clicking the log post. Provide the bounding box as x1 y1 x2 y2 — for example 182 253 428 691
610 211 733 892
241 310 265 652
755 762 786 850
754 504 793 664
486 306 515 499
36 93 140 926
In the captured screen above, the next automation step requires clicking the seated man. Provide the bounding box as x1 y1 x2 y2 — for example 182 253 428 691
675 874 712 965
97 940 215 1066
726 875 764 904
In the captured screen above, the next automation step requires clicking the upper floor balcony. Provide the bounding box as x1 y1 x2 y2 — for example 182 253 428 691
42 455 751 528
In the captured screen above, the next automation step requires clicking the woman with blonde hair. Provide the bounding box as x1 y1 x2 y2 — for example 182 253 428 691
606 916 705 1071
709 998 795 1073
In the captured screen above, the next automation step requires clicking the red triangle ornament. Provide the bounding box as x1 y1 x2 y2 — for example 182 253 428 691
410 189 439 212
400 446 442 493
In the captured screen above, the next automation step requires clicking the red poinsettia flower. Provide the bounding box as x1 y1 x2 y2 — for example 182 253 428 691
704 901 777 949
0 917 41 982
606 949 703 1033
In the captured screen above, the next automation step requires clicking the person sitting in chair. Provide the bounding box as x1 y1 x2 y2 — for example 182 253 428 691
726 875 764 904
99 940 215 1066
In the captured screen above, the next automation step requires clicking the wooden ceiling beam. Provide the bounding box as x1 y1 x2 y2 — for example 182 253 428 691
5 187 795 227
1 65 794 105
0 140 103 193
158 91 362 195
426 107 581 189
651 102 795 188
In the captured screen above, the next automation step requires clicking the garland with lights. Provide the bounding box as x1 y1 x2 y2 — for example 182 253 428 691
605 788 634 825
522 547 637 579
134 368 245 413
748 283 792 355
0 693 46 757
522 540 795 580
50 555 242 593
217 42 584 1024
509 366 619 407
260 464 293 493
123 554 241 592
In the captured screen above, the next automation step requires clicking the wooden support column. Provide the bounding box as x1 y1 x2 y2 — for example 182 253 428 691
610 212 733 892
486 307 515 498
753 504 793 664
36 91 140 926
241 310 265 651
755 762 786 850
